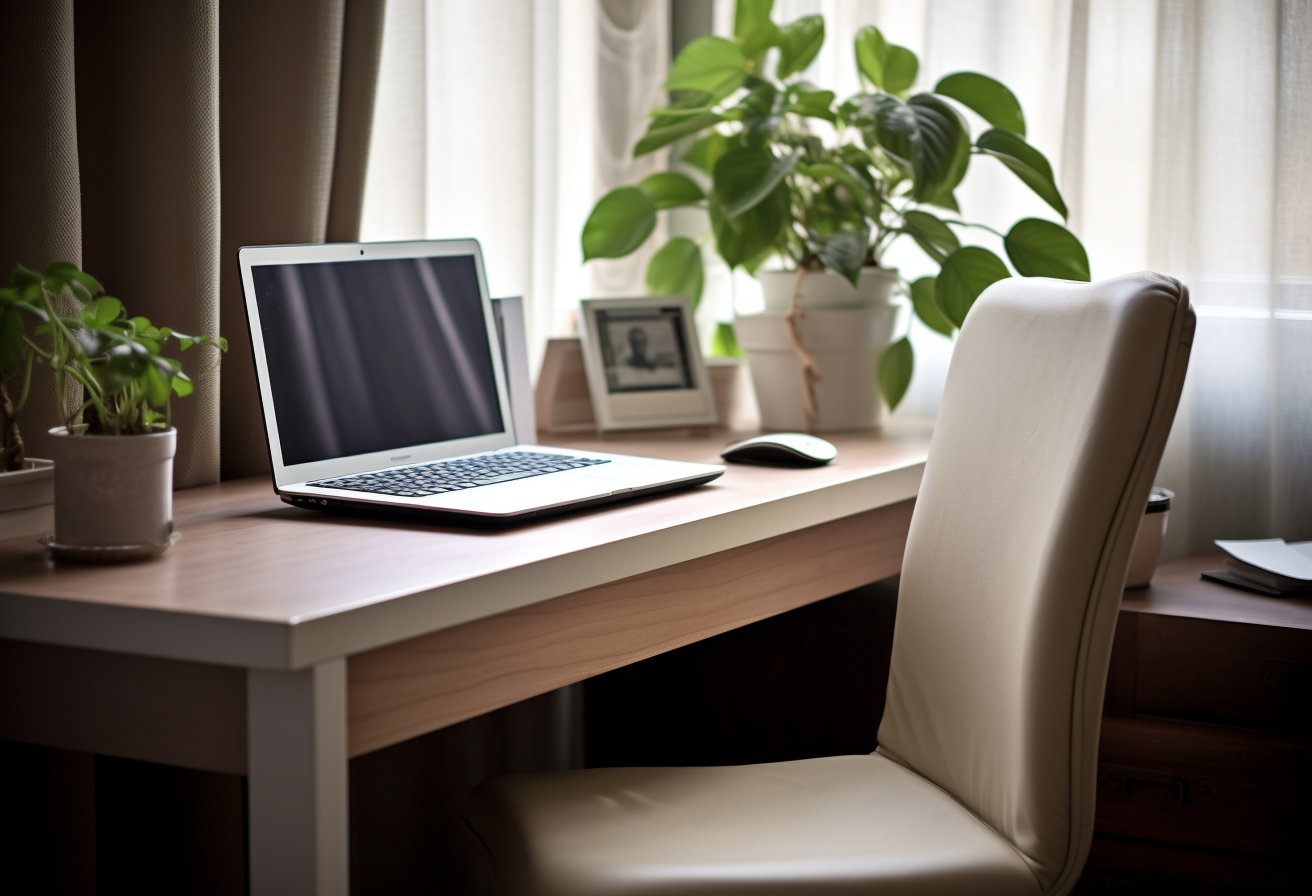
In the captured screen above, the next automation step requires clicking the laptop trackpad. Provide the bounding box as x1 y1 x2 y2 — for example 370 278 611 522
431 471 616 515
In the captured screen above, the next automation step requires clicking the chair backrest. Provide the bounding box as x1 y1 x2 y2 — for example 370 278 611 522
876 273 1194 895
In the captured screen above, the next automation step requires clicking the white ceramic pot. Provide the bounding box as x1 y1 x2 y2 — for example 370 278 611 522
738 267 898 431
0 458 55 541
758 266 898 313
48 426 176 553
735 306 897 431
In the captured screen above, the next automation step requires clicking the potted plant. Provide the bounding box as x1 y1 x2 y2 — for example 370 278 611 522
0 269 55 540
14 262 225 559
580 0 1090 430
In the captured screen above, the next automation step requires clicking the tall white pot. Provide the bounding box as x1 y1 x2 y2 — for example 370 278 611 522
48 426 176 553
737 268 898 432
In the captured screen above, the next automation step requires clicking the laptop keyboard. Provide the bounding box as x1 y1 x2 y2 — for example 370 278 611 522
309 451 610 498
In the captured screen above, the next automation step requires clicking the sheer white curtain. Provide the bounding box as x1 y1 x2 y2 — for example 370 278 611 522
360 0 669 373
717 0 1311 557
364 0 1310 557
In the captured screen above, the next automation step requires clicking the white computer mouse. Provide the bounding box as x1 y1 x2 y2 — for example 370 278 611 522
720 433 838 468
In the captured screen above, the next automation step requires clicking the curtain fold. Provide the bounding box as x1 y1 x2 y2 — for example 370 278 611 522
0 0 386 484
74 0 222 489
0 0 83 465
219 0 387 480
361 0 669 373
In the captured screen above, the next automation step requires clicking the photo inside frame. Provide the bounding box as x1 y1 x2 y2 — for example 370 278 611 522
595 306 694 393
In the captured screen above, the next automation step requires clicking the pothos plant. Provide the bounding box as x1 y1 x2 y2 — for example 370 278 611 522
0 262 225 464
580 0 1090 412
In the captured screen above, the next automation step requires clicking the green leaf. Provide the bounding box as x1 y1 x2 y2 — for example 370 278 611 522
646 237 705 307
878 336 914 411
937 246 1011 327
144 364 171 407
10 264 42 290
871 93 969 204
934 72 1025 136
634 111 725 157
714 147 801 218
710 178 788 268
43 261 102 296
902 210 960 263
976 128 1067 219
740 19 781 64
581 187 657 261
927 191 960 213
797 161 874 216
1004 218 1090 280
776 15 824 79
854 25 890 89
798 161 864 192
786 88 836 121
0 305 22 376
910 276 954 336
638 172 705 209
172 370 194 398
883 46 918 93
682 130 733 174
807 230 868 287
84 296 122 328
67 280 93 306
734 0 774 41
666 36 747 97
710 321 745 358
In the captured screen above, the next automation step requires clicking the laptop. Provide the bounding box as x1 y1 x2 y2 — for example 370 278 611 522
236 239 724 522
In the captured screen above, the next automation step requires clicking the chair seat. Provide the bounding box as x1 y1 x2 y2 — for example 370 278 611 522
464 753 1042 896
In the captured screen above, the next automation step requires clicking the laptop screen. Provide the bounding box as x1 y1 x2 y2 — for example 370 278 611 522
250 254 504 468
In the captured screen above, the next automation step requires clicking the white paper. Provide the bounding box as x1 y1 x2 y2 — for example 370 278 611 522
1215 538 1312 581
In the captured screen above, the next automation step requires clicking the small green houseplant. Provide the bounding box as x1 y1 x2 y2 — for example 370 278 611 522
581 0 1089 425
3 261 225 556
0 271 55 540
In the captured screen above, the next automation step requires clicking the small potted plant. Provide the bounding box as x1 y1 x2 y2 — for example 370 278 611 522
0 270 54 540
16 262 225 560
581 0 1090 430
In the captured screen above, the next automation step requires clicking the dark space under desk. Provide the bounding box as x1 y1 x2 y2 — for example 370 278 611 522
0 423 930 896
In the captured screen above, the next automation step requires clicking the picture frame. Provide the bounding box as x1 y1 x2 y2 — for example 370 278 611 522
578 296 718 431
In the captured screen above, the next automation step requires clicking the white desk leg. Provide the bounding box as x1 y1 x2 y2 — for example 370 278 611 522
247 659 349 896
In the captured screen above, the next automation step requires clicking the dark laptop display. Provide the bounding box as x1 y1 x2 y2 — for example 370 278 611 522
251 255 503 467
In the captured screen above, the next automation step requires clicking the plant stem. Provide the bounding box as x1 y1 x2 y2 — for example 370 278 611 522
0 379 24 470
784 256 822 432
941 219 1006 239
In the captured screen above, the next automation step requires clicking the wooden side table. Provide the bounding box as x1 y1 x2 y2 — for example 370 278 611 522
1083 551 1312 893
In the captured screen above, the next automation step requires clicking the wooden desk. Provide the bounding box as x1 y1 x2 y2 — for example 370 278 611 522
0 423 930 896
1090 551 1312 893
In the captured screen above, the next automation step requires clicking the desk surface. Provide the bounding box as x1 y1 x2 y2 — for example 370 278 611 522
1124 549 1312 631
0 423 931 671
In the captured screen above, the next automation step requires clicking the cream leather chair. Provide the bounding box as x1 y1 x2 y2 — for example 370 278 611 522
464 273 1195 896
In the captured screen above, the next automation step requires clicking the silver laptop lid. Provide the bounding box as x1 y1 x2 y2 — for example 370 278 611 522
237 239 517 489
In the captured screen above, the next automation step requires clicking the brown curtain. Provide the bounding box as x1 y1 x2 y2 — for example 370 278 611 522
0 0 386 486
0 0 82 466
220 0 387 480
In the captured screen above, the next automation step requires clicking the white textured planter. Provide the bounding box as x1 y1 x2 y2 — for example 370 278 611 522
48 426 176 556
736 306 897 431
758 266 898 312
0 458 55 541
738 267 898 431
